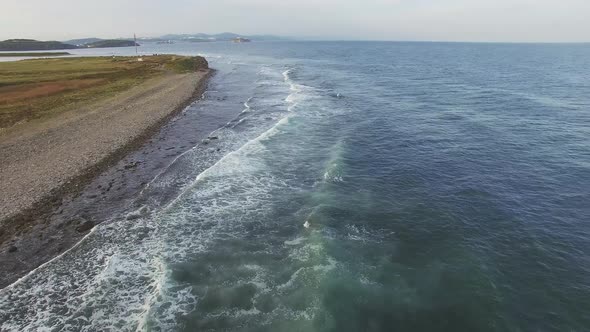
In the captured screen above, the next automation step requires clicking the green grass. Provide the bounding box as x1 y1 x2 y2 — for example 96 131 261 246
0 52 71 57
0 55 207 128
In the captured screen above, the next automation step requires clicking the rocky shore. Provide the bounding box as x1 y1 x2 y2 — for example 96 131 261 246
0 67 212 287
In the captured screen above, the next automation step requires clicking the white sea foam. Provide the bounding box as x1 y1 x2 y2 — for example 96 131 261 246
242 96 253 112
0 61 334 331
285 237 306 246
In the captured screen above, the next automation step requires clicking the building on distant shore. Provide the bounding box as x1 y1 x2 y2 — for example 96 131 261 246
232 37 251 43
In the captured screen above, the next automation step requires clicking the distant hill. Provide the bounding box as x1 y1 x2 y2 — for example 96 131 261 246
65 38 103 46
82 40 139 48
0 39 77 51
0 38 139 51
211 32 243 40
232 37 251 43
159 33 286 42
60 34 287 47
159 34 216 42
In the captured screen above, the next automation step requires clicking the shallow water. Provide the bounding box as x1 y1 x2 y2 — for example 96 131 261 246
1 41 589 331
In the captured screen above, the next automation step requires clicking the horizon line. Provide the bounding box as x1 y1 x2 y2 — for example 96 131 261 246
2 35 589 45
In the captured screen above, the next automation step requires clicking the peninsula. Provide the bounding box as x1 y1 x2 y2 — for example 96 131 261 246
0 55 210 245
0 52 71 57
0 39 77 51
0 38 139 51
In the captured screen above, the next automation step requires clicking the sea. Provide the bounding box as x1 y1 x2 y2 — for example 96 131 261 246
1 41 589 331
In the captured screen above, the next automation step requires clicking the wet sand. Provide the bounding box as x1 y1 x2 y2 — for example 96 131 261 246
0 69 220 288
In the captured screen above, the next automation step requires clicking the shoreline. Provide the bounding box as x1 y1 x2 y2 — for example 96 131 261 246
0 69 213 288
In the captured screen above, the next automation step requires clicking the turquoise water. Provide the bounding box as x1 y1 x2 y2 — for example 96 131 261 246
1 42 590 331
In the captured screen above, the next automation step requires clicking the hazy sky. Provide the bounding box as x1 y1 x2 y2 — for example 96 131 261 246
1 0 589 42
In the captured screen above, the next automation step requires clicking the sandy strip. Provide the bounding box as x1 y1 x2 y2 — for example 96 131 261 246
0 70 210 223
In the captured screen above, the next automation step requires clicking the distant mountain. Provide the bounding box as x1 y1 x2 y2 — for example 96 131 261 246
137 38 170 43
249 34 290 41
0 39 77 51
158 33 286 42
211 32 242 40
83 40 138 48
65 38 103 46
64 38 139 48
159 34 216 41
0 38 140 51
62 34 288 46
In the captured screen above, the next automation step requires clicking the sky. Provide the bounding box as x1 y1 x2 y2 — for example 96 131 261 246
1 0 589 43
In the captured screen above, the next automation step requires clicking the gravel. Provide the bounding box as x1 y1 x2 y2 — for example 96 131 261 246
0 71 210 223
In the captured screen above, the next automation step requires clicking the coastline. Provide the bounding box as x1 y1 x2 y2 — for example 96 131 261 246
0 69 213 288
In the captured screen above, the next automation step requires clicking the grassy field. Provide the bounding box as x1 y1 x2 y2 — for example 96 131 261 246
0 55 207 128
0 52 71 57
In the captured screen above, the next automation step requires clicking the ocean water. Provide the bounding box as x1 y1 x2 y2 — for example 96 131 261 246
1 41 590 331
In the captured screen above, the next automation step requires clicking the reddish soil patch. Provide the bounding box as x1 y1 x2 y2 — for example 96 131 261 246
0 79 105 104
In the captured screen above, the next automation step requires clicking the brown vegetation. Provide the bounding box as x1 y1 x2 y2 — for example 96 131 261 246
0 55 208 129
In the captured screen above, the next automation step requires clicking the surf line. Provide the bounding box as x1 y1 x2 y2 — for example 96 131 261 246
160 67 301 212
0 226 100 292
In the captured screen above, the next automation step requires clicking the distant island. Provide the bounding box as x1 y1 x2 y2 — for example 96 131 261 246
153 32 284 42
82 40 139 48
0 39 78 51
0 51 71 57
64 38 104 45
0 38 139 51
232 37 251 43
0 33 285 52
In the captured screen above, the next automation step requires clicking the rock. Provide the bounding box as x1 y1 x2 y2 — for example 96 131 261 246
208 136 219 140
124 161 140 169
126 214 141 221
8 245 18 253
75 219 94 232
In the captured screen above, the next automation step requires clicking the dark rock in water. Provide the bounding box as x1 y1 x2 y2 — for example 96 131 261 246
127 205 149 220
136 232 149 241
8 245 18 253
208 136 219 140
126 214 141 221
75 219 94 232
124 161 140 169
